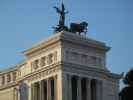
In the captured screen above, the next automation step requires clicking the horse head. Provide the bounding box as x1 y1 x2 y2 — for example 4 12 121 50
80 21 88 28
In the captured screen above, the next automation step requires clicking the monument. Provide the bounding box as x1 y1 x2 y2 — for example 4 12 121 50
53 2 88 35
0 2 121 100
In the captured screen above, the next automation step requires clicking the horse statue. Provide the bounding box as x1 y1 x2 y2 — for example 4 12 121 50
69 21 88 35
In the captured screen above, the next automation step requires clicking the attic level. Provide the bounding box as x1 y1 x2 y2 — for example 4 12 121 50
22 31 110 70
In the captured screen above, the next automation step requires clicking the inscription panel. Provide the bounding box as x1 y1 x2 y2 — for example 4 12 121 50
65 50 104 68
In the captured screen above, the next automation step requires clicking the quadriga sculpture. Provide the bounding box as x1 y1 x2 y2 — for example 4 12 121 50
69 21 88 35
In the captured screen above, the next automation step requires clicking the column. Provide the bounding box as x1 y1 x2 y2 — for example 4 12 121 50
96 80 102 100
57 72 62 100
40 81 44 100
77 77 82 100
4 74 7 84
31 84 34 100
13 88 18 100
62 73 68 100
43 80 47 100
47 78 51 100
34 82 40 100
11 73 13 82
54 76 57 100
68 75 72 100
17 87 20 100
0 76 2 86
31 84 35 100
47 79 49 100
34 83 37 100
86 78 91 100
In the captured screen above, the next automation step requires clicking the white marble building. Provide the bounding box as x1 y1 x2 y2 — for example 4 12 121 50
0 31 121 100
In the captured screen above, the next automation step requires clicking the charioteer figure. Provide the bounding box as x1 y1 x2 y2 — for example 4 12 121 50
53 2 88 36
54 2 68 32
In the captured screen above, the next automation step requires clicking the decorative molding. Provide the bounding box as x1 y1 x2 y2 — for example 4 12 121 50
17 62 61 82
23 31 110 58
61 62 121 81
65 50 104 68
0 82 18 90
23 32 63 57
27 66 60 82
30 51 58 72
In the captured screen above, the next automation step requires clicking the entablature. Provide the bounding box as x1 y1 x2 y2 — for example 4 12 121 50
61 62 121 82
23 31 63 57
0 68 17 88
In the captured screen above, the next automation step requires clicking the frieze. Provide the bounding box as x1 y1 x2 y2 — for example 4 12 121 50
31 51 58 72
23 36 61 58
0 81 18 90
27 65 60 82
61 62 114 80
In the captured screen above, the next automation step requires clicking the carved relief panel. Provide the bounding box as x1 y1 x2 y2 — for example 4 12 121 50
31 51 58 72
18 63 30 78
0 71 17 87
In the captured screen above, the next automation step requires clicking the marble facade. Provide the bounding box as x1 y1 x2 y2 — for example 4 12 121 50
0 31 121 100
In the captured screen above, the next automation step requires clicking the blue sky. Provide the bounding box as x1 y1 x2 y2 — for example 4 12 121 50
0 0 133 78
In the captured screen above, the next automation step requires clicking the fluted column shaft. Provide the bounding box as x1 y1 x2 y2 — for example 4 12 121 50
31 84 34 100
77 77 82 100
68 75 72 100
96 80 102 100
62 73 68 100
54 76 57 100
86 78 91 100
47 79 51 100
40 81 44 100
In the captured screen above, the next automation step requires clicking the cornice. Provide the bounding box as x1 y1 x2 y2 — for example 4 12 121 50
23 31 110 57
61 32 110 51
61 62 121 80
17 62 62 82
0 60 26 75
0 82 18 90
107 72 122 80
0 67 17 75
62 62 109 73
22 31 64 57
